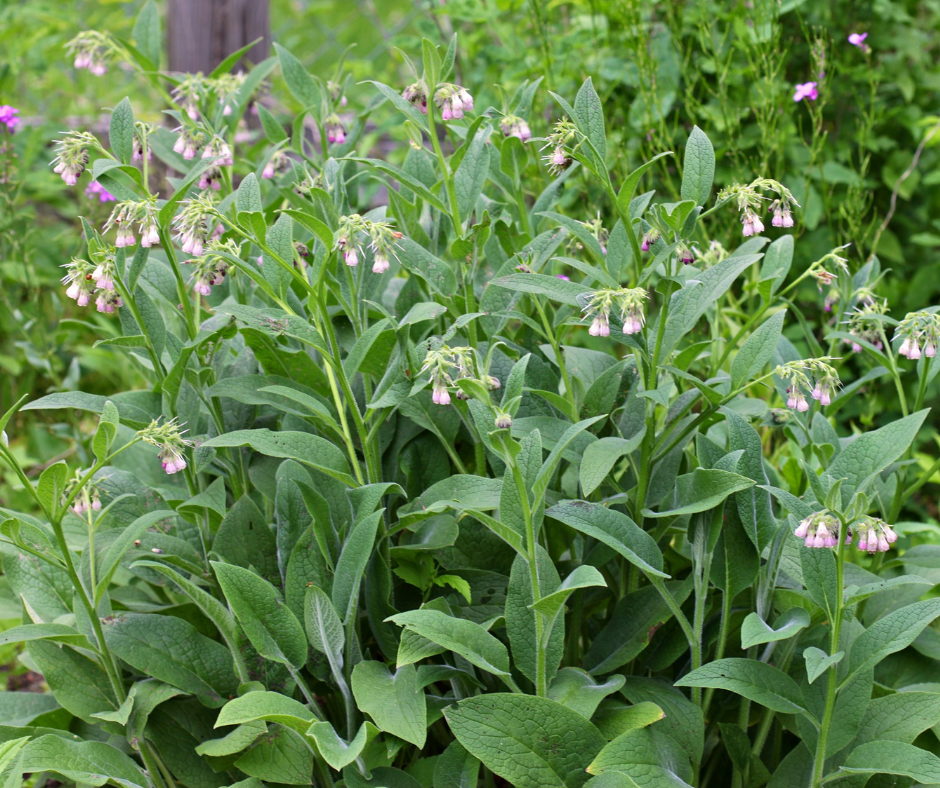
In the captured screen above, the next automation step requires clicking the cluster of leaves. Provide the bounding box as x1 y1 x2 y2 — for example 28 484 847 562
1 7 940 788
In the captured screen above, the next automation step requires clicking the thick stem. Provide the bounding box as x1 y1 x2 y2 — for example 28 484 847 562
809 521 847 787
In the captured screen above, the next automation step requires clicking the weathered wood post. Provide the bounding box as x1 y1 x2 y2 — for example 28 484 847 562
166 0 270 74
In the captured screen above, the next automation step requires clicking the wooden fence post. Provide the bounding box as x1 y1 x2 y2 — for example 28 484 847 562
166 0 270 74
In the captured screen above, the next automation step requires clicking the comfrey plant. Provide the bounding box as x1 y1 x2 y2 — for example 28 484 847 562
2 20 940 788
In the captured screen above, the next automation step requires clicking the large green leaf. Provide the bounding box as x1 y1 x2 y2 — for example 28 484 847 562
104 613 238 707
846 598 940 682
216 691 316 734
675 659 807 715
387 609 510 676
445 693 605 788
679 126 714 207
547 500 667 578
587 728 693 788
19 735 147 788
840 740 940 782
641 468 755 518
202 429 356 486
351 661 427 747
212 561 308 668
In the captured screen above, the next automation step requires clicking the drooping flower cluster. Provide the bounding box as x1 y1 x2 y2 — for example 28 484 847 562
718 178 799 237
433 84 474 120
335 214 403 274
62 254 123 313
173 127 205 160
894 310 940 360
325 114 347 144
262 149 291 179
499 115 532 142
855 516 898 553
540 119 580 176
775 358 841 411
103 199 161 248
138 419 194 475
172 194 218 256
641 228 660 252
582 288 649 337
402 83 429 114
172 74 208 120
67 480 102 517
794 511 841 548
186 239 235 296
132 126 153 162
85 181 116 203
199 137 233 190
66 31 118 76
690 240 728 269
844 297 888 353
0 105 19 132
213 72 247 116
420 345 477 406
51 131 97 186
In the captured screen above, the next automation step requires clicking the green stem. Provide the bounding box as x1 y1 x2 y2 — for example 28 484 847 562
651 577 700 704
809 519 847 788
425 95 463 235
533 298 578 417
511 461 547 696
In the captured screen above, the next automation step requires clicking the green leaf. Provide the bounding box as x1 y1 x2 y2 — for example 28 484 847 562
454 125 492 220
826 410 929 503
212 561 308 668
104 612 237 707
845 598 940 682
351 661 427 747
132 0 162 68
675 658 807 715
196 721 266 757
28 640 116 724
274 43 320 109
588 728 693 788
202 429 356 487
617 152 673 218
216 691 315 735
574 77 607 164
548 668 624 720
547 500 667 578
854 691 940 744
212 494 279 582
0 692 59 727
592 701 665 740
332 510 383 624
263 212 295 300
642 468 755 518
0 623 92 651
19 736 147 788
395 237 458 296
95 509 176 603
259 105 288 144
680 126 715 207
740 608 810 649
387 609 511 676
803 647 844 684
621 677 704 765
37 461 67 518
236 726 313 784
304 585 344 670
843 575 933 605
434 740 480 788
840 740 940 782
489 273 591 307
506 549 563 685
444 693 605 788
731 311 785 389
109 97 135 165
579 433 645 497
758 235 793 299
531 565 606 620
92 400 120 462
307 721 375 771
